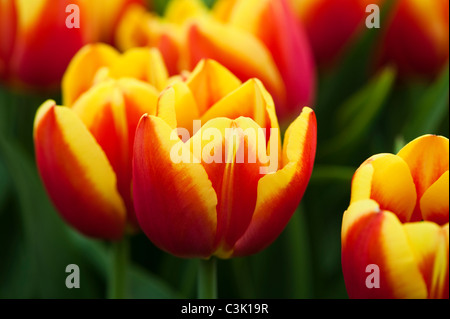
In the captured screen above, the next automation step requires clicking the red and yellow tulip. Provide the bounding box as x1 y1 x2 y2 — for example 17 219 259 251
342 135 449 298
289 0 449 78
116 0 315 123
33 45 167 240
132 59 317 258
0 0 146 89
377 0 449 78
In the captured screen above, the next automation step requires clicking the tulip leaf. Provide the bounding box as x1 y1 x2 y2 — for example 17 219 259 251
239 207 313 298
0 135 104 298
319 67 396 159
317 0 399 111
402 64 449 140
0 155 9 212
0 193 34 298
282 207 313 298
127 264 182 299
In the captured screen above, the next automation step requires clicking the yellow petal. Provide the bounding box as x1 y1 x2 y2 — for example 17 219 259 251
398 134 449 221
108 47 169 91
420 170 449 225
34 100 126 239
62 43 120 106
186 17 285 105
186 59 242 115
157 81 200 132
233 107 316 256
350 153 417 223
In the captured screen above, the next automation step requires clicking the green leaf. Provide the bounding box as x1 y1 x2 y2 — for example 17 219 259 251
0 135 104 298
127 264 182 299
403 64 449 140
0 155 9 212
310 165 356 184
319 67 396 159
281 207 313 298
316 0 399 111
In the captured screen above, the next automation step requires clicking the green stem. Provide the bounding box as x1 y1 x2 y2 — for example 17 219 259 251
197 258 217 299
108 237 128 299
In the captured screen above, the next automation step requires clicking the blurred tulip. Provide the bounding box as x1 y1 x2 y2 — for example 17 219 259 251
0 0 146 89
377 0 449 78
33 44 169 239
290 0 449 78
342 135 449 298
289 0 376 67
116 0 315 124
132 59 317 258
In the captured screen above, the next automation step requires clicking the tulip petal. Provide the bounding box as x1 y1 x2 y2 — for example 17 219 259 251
157 81 201 133
341 199 427 298
201 79 275 132
34 101 126 239
397 135 449 221
187 117 267 257
132 114 218 258
186 59 242 115
403 222 449 298
72 79 158 226
108 47 169 91
350 153 417 223
233 107 316 256
62 43 120 106
420 171 449 225
186 18 285 107
164 0 207 25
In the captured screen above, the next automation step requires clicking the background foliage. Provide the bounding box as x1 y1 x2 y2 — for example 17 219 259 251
0 0 448 298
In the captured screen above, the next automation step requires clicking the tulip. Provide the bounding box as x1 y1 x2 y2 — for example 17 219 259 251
342 135 449 298
34 76 162 239
0 0 146 89
132 59 317 258
377 0 449 78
